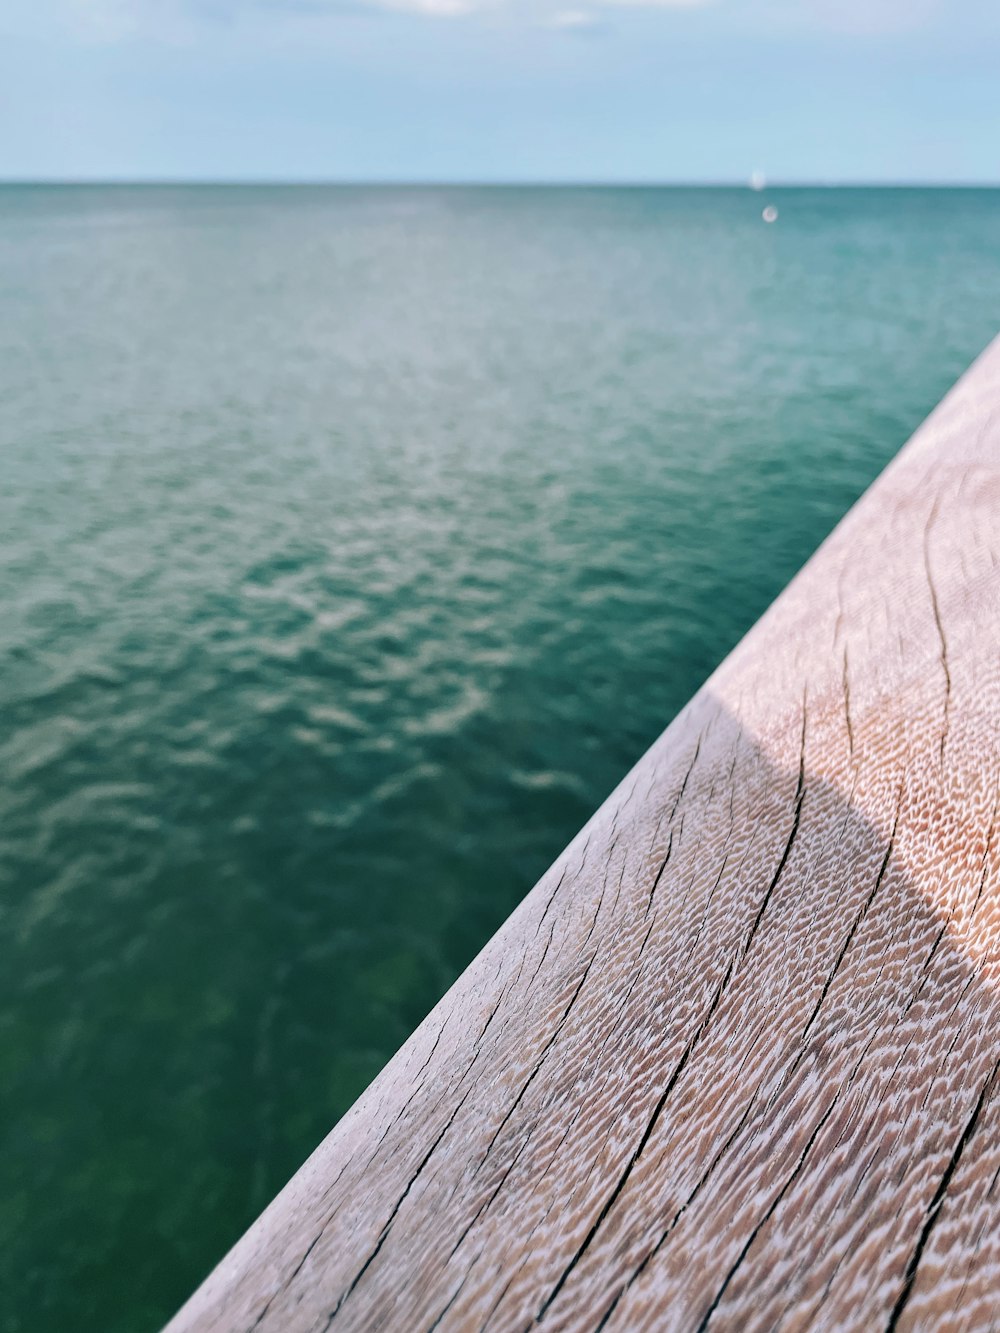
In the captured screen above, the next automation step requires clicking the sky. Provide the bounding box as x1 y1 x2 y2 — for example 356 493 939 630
1 0 998 182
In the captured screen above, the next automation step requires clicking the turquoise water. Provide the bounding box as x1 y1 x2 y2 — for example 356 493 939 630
2 185 998 1332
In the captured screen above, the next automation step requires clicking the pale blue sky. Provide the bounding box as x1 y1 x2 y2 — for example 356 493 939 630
2 0 998 182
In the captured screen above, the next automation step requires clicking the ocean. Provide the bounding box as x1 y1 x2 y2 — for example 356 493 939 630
2 184 998 1331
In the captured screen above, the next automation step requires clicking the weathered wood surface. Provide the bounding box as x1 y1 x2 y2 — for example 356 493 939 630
168 338 1000 1332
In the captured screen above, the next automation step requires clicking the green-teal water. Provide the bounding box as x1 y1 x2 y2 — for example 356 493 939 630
2 185 999 1331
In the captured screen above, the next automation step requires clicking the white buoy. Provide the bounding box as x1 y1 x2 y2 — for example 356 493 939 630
762 205 778 223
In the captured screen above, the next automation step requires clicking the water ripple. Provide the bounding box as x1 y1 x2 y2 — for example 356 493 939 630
3 184 1000 1333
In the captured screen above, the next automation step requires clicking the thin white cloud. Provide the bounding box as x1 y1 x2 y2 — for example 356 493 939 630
599 0 707 6
374 0 479 13
547 9 600 26
56 0 965 35
360 0 708 12
61 0 711 34
60 0 950 40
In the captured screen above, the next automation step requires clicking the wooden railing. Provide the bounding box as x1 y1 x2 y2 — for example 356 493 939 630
167 337 1000 1331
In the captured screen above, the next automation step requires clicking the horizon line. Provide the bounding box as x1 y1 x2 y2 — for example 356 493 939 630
2 178 1000 190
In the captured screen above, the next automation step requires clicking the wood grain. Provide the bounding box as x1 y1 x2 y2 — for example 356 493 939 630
166 337 1000 1332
